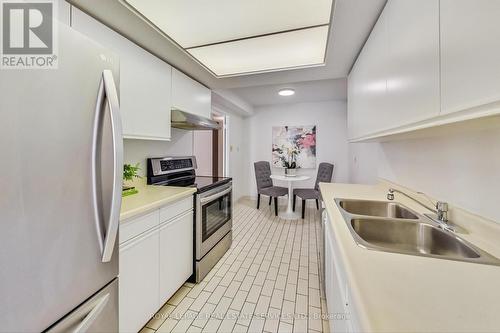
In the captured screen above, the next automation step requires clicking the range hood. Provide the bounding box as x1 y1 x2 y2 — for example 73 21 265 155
171 109 221 130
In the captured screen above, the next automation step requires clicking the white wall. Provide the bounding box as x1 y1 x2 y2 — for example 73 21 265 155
246 100 349 198
226 113 249 201
123 129 193 177
348 141 380 185
193 131 213 176
349 117 500 223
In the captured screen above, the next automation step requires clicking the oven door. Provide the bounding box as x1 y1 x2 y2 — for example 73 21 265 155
196 182 233 260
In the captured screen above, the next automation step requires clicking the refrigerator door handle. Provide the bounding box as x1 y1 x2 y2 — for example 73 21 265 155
92 70 123 263
73 293 110 333
45 292 111 333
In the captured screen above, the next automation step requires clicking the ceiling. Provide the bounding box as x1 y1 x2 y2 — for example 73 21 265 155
68 0 386 105
229 78 347 107
122 0 333 77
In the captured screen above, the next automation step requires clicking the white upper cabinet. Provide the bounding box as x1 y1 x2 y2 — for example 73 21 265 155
71 8 172 141
348 8 388 139
348 0 500 141
172 68 212 118
385 0 440 127
440 0 500 115
348 0 440 141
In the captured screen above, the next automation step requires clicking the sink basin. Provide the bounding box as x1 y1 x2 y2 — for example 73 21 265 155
338 199 419 220
350 218 480 259
334 198 500 265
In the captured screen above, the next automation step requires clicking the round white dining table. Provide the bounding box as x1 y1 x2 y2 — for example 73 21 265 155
270 174 310 220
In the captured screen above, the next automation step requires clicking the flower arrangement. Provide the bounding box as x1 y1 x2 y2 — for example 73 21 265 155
283 147 298 169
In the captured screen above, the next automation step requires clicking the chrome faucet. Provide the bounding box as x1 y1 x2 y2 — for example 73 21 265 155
387 188 454 231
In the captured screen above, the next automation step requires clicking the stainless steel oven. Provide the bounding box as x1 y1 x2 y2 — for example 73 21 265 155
195 181 233 281
147 156 233 282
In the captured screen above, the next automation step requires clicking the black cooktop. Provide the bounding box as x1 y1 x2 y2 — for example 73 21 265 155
147 157 231 193
152 175 231 193
192 176 231 192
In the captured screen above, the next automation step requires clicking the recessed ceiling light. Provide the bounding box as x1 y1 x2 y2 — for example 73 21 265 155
278 89 295 97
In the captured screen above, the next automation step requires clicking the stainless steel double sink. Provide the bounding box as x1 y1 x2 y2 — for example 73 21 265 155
335 199 500 266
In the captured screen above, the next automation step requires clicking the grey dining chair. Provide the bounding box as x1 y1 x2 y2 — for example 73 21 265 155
254 161 288 216
293 163 334 219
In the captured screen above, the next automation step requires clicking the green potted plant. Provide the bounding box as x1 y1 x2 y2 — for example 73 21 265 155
122 163 141 197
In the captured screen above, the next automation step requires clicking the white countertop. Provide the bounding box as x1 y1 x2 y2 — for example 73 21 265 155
319 181 500 333
120 179 196 221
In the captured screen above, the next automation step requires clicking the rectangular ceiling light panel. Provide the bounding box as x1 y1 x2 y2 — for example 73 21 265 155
188 25 329 76
124 0 333 48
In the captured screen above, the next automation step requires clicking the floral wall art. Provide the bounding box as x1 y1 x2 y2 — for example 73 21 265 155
272 125 317 169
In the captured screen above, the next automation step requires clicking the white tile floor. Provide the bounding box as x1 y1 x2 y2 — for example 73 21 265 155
140 199 329 333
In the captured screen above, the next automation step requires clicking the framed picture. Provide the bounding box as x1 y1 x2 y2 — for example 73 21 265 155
272 125 317 168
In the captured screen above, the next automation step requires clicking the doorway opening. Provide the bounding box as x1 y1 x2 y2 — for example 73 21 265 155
192 111 227 177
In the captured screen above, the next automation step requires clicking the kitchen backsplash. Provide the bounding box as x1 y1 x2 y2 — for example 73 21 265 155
349 117 500 224
123 129 194 177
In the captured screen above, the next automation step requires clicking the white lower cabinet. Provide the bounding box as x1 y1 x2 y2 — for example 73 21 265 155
119 197 194 332
159 211 194 305
324 213 359 333
119 227 160 333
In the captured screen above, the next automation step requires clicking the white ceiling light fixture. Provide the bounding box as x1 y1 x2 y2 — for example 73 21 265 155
122 0 334 77
278 89 295 97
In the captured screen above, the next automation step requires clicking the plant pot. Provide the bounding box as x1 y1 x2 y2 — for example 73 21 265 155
122 185 138 197
285 168 297 177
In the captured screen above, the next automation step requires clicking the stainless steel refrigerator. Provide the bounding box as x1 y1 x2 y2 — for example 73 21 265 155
0 22 122 332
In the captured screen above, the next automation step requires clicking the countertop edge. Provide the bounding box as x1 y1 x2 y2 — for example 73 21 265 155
120 187 196 222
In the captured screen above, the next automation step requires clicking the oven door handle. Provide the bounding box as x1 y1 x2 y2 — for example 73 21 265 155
200 187 232 205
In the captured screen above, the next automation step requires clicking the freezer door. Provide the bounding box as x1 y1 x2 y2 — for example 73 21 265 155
46 278 119 333
0 23 122 332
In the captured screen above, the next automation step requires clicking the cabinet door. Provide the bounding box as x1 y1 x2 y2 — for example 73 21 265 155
119 228 160 333
324 225 335 333
347 8 388 140
71 8 172 141
159 211 194 305
385 0 440 127
324 216 350 333
441 0 500 115
172 68 211 118
56 0 70 25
